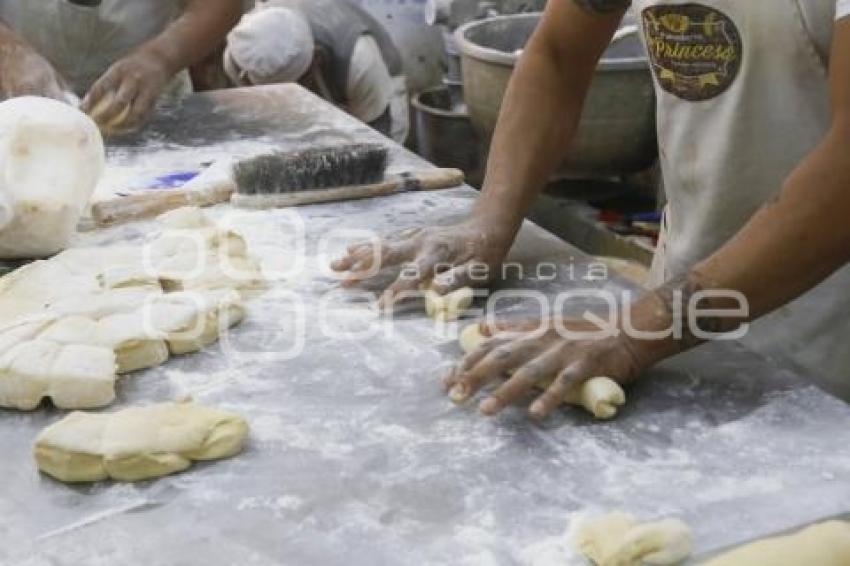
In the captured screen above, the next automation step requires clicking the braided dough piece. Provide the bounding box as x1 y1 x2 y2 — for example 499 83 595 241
458 324 626 419
34 402 249 483
570 512 693 566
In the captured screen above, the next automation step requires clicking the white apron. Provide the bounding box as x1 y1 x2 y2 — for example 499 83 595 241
635 0 850 396
0 0 191 97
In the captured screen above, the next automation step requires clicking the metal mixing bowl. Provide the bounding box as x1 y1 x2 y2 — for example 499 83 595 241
412 87 484 187
456 13 657 177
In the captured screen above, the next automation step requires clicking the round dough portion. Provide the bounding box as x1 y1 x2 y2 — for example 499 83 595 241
425 286 474 322
458 324 626 419
88 92 132 134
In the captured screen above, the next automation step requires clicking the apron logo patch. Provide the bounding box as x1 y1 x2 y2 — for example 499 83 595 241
642 4 742 102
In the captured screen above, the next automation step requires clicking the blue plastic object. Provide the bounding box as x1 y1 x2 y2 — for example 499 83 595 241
142 171 201 190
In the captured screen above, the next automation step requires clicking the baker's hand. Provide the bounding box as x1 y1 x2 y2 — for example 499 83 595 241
0 43 68 101
82 47 173 132
331 217 514 309
444 318 647 420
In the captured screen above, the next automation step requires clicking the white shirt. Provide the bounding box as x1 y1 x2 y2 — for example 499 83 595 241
838 0 850 19
347 35 395 124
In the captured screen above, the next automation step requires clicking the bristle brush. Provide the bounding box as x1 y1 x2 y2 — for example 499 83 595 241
90 143 464 226
231 143 464 209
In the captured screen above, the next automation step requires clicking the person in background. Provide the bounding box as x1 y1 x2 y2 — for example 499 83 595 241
223 0 410 144
0 0 242 131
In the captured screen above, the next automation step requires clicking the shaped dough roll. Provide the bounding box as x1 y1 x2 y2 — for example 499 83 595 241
458 325 627 420
571 511 636 564
703 521 850 566
148 225 264 292
425 287 474 322
566 377 627 420
569 512 693 566
39 314 168 375
146 290 245 355
0 340 116 411
34 402 250 483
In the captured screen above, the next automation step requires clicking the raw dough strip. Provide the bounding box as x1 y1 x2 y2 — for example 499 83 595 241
570 512 693 566
458 324 626 419
34 401 250 483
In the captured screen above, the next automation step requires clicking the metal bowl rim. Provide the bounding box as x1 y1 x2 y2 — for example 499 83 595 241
455 13 648 71
412 87 471 119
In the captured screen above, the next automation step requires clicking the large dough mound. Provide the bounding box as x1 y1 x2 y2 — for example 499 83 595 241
34 401 250 483
459 324 626 419
0 208 260 411
0 96 105 259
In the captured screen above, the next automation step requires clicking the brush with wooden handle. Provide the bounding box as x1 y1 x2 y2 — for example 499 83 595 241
91 144 464 226
230 143 464 208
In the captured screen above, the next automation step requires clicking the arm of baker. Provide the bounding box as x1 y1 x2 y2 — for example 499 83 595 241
81 0 242 131
446 15 850 420
332 0 630 307
0 19 69 101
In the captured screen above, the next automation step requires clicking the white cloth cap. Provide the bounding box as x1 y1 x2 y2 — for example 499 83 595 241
224 7 315 86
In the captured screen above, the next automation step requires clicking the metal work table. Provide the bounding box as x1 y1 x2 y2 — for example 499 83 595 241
2 85 850 565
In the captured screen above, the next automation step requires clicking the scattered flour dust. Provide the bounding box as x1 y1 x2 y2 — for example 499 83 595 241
238 495 304 518
249 414 288 443
519 533 581 566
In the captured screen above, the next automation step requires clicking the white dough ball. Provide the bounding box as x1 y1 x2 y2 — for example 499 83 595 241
0 96 105 259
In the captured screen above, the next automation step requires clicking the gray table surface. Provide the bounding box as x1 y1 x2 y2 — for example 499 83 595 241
2 85 850 565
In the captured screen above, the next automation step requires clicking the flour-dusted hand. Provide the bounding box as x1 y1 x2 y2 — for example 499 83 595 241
0 41 68 101
82 47 174 132
330 217 513 310
445 318 646 420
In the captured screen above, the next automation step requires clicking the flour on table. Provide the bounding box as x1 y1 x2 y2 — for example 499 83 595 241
34 401 249 483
